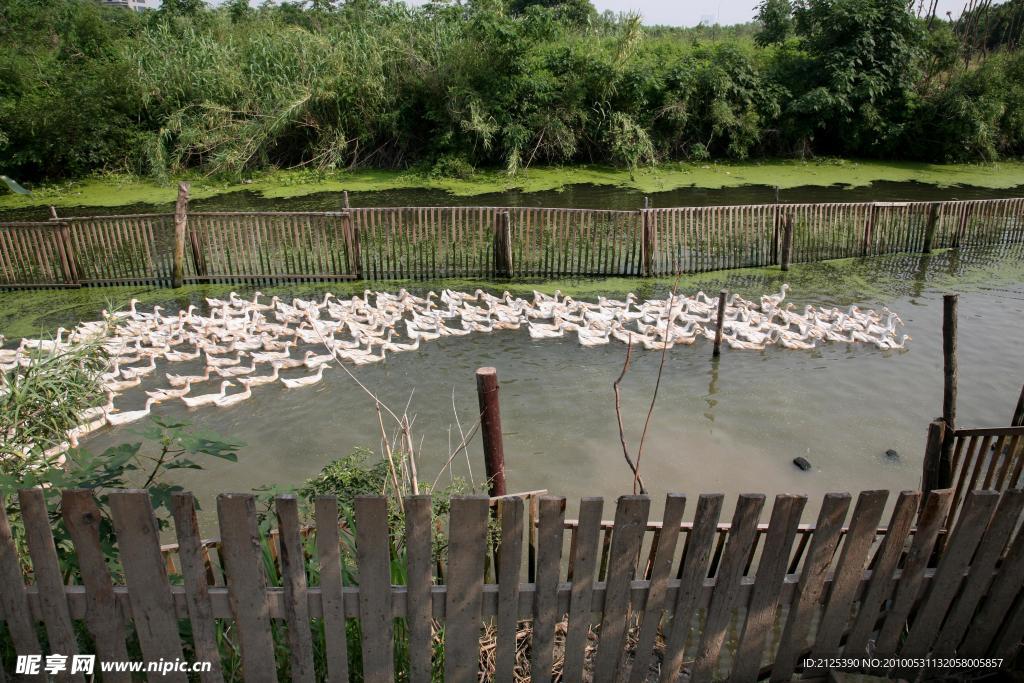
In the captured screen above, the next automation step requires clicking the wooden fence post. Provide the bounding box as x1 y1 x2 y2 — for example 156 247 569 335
476 367 507 498
47 207 80 286
780 212 794 271
493 211 513 278
922 202 940 253
342 192 362 279
771 189 781 265
922 419 948 493
172 182 190 288
941 293 959 470
862 203 877 257
1012 384 1024 427
712 289 728 358
642 197 654 277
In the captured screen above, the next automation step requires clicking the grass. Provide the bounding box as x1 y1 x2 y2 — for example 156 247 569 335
3 159 1024 210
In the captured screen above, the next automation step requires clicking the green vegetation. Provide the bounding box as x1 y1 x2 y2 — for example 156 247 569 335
2 0 1024 191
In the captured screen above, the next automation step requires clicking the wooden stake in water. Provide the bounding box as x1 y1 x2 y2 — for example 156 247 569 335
922 202 940 253
1012 384 1024 427
172 182 190 288
712 289 728 358
780 212 794 271
476 367 507 498
922 419 948 493
941 293 959 470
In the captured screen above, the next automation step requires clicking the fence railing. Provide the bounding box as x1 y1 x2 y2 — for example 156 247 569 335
1 194 1022 288
2 486 1023 681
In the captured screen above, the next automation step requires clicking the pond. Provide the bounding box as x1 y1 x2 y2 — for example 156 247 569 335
9 243 1021 523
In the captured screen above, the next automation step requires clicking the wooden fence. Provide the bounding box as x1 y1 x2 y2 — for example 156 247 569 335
1 195 1022 288
2 485 1024 681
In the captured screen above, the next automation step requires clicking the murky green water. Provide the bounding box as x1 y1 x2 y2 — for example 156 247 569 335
3 180 1024 221
6 242 1012 527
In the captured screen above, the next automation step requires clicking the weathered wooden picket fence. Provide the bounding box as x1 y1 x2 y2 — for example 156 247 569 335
1 195 1022 288
2 484 1024 681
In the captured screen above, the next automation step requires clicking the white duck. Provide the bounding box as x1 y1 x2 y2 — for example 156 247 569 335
107 398 157 427
182 381 234 408
281 364 329 389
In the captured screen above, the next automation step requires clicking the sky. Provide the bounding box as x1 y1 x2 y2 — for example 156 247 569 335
401 0 976 26
203 0 980 27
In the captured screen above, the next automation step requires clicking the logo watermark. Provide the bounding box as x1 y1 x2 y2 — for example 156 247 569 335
16 655 213 676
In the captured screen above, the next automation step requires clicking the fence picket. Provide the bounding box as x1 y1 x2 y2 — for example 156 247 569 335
275 495 316 683
770 492 852 682
691 494 765 682
530 496 567 682
217 493 277 681
312 497 350 683
107 490 188 682
728 494 806 683
444 496 490 683
0 494 43 669
593 496 651 681
562 497 602 683
169 493 226 683
19 489 85 682
61 490 131 682
355 496 394 683
495 497 524 683
405 495 435 683
628 494 687 683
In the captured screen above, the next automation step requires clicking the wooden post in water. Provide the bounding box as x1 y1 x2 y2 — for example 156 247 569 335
941 293 959 469
1012 384 1024 427
771 187 781 264
780 212 794 271
342 191 361 279
172 182 190 288
47 206 79 285
476 367 507 498
641 197 654 277
922 202 940 253
862 203 877 257
493 211 513 278
922 419 948 493
712 289 728 358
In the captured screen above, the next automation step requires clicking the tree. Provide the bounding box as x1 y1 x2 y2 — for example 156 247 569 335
160 0 206 15
789 0 924 153
508 0 596 26
755 0 793 46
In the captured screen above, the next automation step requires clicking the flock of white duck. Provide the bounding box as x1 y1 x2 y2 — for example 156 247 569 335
2 285 908 459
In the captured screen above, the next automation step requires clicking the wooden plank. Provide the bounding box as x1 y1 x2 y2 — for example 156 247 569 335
495 497 524 683
61 490 131 682
628 494 687 683
932 489 1024 655
444 496 489 683
19 488 85 682
217 493 277 681
169 493 225 683
806 490 889 671
770 492 852 682
659 494 724 683
107 491 188 682
530 496 567 682
960 494 1024 655
313 497 350 683
873 489 954 658
896 490 1000 670
563 497 603 683
691 494 765 683
355 496 394 683
276 495 316 683
728 494 806 683
844 491 921 656
404 495 434 683
593 496 651 681
0 493 43 671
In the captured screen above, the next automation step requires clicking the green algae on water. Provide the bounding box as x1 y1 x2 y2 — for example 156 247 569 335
4 159 1024 210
